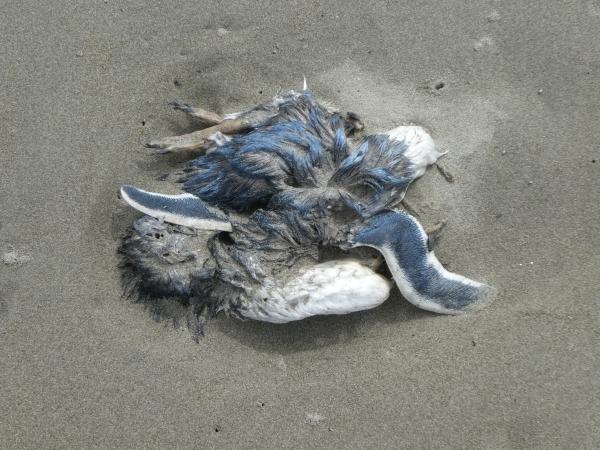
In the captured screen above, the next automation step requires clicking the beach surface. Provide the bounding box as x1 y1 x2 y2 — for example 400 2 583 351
1 1 599 448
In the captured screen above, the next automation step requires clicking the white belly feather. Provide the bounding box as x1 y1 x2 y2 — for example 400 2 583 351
240 259 392 323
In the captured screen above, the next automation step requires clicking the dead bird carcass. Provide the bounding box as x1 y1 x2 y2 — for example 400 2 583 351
119 86 495 335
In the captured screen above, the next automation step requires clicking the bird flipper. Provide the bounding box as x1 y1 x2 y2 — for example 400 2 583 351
120 185 232 232
349 210 496 314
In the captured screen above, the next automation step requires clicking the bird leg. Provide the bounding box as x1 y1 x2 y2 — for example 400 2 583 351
425 220 446 251
169 101 223 126
145 118 251 153
398 200 445 247
399 199 420 218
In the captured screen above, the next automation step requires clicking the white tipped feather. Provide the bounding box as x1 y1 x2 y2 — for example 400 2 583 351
303 76 308 91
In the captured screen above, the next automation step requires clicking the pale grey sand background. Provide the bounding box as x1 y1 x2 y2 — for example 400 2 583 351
1 1 599 448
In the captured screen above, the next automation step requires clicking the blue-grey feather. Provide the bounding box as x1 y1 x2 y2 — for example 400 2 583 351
173 91 435 248
352 211 487 311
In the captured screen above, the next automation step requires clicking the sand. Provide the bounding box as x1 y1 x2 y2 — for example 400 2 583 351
1 0 599 448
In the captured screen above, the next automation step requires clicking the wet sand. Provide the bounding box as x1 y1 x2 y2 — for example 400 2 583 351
1 1 599 448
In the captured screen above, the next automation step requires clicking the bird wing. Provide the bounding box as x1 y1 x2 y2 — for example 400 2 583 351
120 185 231 231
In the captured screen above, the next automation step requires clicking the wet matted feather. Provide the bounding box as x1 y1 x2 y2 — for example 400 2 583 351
118 87 495 339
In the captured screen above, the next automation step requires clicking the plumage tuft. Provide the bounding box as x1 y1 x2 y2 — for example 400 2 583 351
181 91 435 218
118 89 454 337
